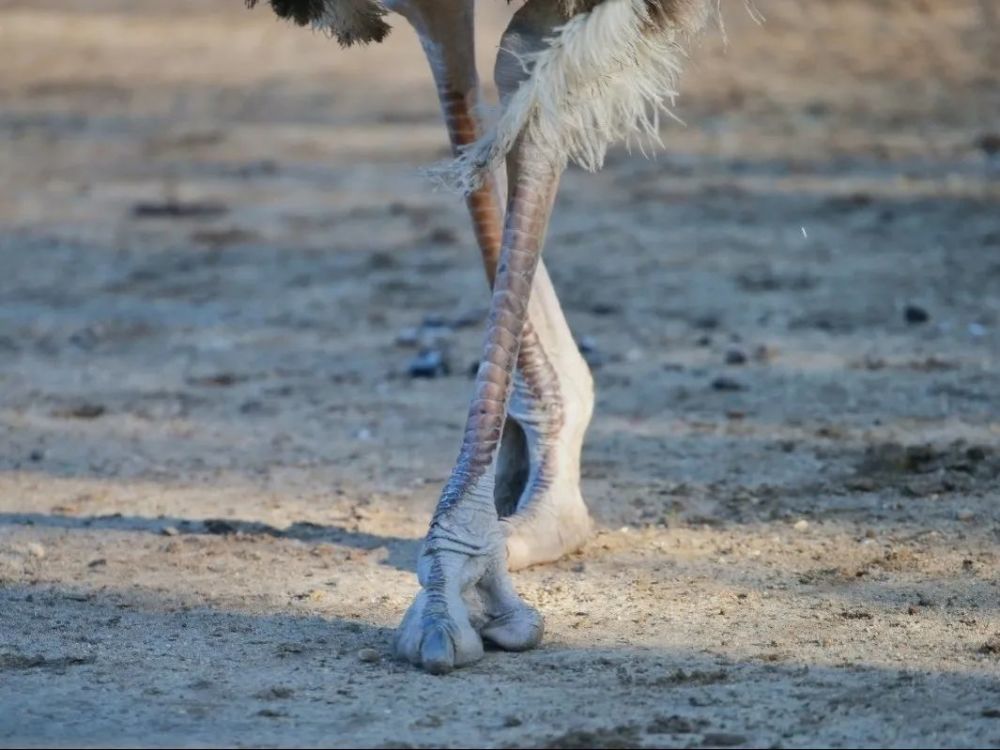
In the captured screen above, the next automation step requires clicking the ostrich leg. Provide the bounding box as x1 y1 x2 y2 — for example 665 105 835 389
391 0 594 571
394 3 574 674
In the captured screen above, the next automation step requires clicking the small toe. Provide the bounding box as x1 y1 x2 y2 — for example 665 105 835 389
482 605 544 651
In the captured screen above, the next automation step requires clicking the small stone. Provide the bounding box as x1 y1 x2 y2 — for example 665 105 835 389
395 327 420 347
161 526 179 537
357 648 380 663
646 715 700 734
977 133 1000 156
711 376 746 392
452 309 486 329
725 349 747 366
846 477 877 492
256 686 295 700
793 519 809 531
256 708 287 718
59 403 106 420
904 304 929 324
26 542 46 558
577 336 604 367
239 400 265 415
701 732 749 747
966 446 987 462
956 509 976 522
407 349 449 378
590 302 621 316
87 558 107 568
29 449 44 462
427 226 458 245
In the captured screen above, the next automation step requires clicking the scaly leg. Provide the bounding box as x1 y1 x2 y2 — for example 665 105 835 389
391 0 594 571
394 2 586 672
394 129 563 672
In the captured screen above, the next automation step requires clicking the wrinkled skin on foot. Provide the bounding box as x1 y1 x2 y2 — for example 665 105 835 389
394 480 544 674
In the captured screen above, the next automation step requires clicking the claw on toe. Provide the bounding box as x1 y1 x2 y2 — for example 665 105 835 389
419 623 459 675
394 549 543 673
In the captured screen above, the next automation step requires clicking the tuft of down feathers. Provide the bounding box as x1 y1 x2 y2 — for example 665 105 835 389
430 0 711 194
246 0 390 47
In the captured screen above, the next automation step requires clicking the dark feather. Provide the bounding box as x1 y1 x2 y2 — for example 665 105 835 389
246 0 390 47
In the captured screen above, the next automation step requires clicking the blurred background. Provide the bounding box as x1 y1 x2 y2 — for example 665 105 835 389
1 2 998 747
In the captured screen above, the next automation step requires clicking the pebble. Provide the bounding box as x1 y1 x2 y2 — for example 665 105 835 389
451 309 486 329
590 302 620 316
395 327 420 347
977 133 1000 156
711 376 746 392
701 733 749 747
161 526 179 537
904 304 930 324
793 519 809 531
407 349 449 378
61 403 106 419
725 349 747 365
956 509 976 522
26 542 46 559
577 336 604 367
357 648 380 663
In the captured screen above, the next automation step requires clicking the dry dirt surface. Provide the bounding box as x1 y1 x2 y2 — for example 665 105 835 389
1 1 999 747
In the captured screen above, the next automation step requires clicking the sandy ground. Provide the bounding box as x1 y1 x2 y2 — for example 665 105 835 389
1 1 999 747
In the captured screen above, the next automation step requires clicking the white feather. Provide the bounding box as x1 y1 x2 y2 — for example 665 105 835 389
429 0 708 194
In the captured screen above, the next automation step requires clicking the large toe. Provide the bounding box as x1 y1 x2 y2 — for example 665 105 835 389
394 590 485 673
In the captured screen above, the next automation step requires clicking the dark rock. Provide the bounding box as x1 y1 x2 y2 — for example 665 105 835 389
578 336 604 367
590 302 621 316
408 349 449 378
56 403 106 419
711 376 746 392
132 199 228 219
977 133 1000 156
904 304 930 324
701 732 749 747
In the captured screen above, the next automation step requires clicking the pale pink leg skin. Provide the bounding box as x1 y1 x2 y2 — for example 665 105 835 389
391 0 591 673
390 0 594 575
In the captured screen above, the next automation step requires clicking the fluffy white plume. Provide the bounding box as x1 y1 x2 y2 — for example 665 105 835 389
430 0 708 193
